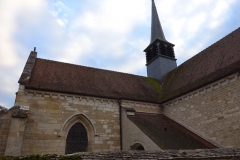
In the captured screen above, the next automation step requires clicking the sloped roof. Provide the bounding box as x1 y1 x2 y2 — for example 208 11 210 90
162 27 240 101
128 113 217 149
20 27 240 103
24 59 161 102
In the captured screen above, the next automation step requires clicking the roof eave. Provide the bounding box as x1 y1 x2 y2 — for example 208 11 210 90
161 69 240 104
144 38 175 52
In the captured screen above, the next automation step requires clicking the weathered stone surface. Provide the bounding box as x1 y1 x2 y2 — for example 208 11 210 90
121 100 160 114
4 117 27 156
14 91 121 156
163 73 240 148
121 108 161 151
69 148 240 160
0 110 11 156
11 106 28 118
18 51 37 84
0 105 8 117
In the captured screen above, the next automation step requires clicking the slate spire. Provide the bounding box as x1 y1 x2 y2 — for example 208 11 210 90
144 0 177 82
151 0 166 43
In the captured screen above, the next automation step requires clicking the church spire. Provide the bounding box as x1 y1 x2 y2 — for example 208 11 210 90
151 0 166 43
144 0 177 82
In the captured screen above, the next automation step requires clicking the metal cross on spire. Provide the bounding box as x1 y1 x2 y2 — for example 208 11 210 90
151 0 167 43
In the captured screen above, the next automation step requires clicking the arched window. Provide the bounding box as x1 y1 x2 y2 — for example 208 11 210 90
136 145 145 150
59 113 95 153
131 143 145 151
65 123 88 154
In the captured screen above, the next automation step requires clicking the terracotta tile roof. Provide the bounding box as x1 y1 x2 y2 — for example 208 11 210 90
128 113 217 149
20 27 240 103
162 27 240 101
24 59 161 102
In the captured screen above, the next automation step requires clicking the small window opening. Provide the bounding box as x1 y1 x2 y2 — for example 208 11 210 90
131 143 145 151
136 146 145 150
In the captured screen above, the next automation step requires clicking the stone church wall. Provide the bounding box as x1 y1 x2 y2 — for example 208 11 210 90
13 89 121 156
0 111 11 156
121 100 161 114
121 107 161 151
121 100 161 151
4 110 28 156
163 73 240 148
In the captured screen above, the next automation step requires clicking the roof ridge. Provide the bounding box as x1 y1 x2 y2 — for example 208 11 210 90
177 27 240 68
37 58 151 79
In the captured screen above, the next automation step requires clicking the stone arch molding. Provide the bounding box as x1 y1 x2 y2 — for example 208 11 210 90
58 113 96 152
130 141 146 150
58 113 96 137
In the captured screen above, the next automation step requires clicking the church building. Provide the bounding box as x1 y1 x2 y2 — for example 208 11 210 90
1 0 240 156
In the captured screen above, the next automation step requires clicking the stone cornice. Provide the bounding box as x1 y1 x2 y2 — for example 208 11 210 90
24 90 118 104
121 100 160 108
23 90 161 108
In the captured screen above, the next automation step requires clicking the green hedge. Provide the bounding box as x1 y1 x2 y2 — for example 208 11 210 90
0 154 82 160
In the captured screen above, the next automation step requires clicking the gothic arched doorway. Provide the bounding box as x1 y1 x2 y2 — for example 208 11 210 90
65 122 88 154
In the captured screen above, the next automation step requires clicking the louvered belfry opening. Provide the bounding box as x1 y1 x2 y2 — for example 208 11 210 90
65 123 88 154
146 41 175 64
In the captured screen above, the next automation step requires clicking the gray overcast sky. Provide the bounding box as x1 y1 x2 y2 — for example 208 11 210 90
1 0 240 108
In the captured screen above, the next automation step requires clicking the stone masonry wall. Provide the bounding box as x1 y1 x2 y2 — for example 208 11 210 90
0 111 11 156
75 148 240 159
14 89 120 156
120 100 161 151
121 100 161 114
4 116 27 156
121 108 161 151
163 73 240 148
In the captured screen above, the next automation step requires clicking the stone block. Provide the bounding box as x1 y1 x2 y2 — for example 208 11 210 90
103 125 108 129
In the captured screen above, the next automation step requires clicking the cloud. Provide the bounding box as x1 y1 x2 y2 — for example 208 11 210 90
54 0 150 67
156 0 239 64
0 1 20 67
50 1 70 28
187 13 206 33
209 0 236 28
0 0 51 108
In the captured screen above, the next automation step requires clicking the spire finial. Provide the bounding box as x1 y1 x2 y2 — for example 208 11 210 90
151 0 166 43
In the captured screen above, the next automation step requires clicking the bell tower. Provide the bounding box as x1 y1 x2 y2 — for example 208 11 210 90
144 0 177 82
